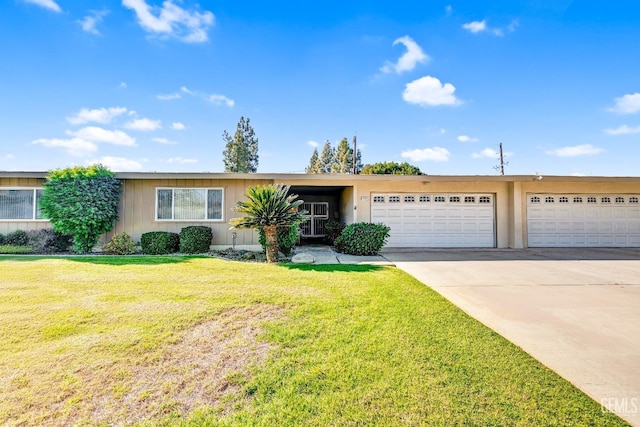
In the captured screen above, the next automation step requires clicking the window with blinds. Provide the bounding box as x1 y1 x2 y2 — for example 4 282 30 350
156 188 223 221
0 189 45 220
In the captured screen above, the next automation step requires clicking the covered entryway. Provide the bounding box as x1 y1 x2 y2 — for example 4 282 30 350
300 202 329 237
371 193 495 248
527 194 640 247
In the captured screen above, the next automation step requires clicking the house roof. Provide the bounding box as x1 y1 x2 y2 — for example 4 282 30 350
1 171 640 183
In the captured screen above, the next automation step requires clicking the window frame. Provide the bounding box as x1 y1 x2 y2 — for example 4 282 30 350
0 188 47 222
155 187 225 222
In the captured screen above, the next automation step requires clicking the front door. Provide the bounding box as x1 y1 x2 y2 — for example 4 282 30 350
300 202 329 237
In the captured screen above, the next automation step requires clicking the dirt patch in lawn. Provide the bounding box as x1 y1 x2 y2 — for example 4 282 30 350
59 304 284 425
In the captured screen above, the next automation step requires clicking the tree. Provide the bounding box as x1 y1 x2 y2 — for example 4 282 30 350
307 138 362 174
361 161 423 175
306 148 322 174
318 140 334 174
222 116 259 172
331 138 352 173
40 164 121 254
230 184 308 263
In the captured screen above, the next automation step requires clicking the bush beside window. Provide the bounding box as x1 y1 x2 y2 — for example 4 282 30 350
26 229 73 253
334 223 390 255
140 231 180 255
179 226 213 254
5 230 29 246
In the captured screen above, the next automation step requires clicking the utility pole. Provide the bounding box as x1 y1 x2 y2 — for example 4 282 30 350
352 134 357 174
494 142 508 175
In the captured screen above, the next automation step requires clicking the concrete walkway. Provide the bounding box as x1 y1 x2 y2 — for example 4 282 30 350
291 245 393 265
383 248 640 426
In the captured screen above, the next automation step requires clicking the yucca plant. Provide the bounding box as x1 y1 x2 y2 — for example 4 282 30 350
230 184 308 263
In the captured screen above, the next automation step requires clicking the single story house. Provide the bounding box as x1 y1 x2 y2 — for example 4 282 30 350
1 171 640 249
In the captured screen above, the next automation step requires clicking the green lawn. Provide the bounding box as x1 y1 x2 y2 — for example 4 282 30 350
0 256 628 426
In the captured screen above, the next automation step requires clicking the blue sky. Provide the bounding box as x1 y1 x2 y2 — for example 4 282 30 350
2 0 640 176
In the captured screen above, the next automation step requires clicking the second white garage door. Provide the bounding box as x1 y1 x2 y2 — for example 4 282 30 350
371 193 495 248
527 194 640 247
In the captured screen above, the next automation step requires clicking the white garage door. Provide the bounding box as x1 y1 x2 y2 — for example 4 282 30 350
371 193 495 248
527 194 640 247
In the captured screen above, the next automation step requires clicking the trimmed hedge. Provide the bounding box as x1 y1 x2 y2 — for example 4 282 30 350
140 231 180 255
334 222 390 255
179 226 213 254
258 224 299 257
323 218 345 245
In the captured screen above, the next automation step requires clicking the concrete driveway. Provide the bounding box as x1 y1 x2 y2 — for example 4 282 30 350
382 248 640 426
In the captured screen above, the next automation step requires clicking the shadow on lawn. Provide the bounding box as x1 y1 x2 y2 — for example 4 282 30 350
281 263 384 273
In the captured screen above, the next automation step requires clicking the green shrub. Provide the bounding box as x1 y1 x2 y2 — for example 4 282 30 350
0 245 33 254
323 218 345 245
5 230 29 246
258 224 299 257
179 226 213 254
140 231 180 255
40 164 121 254
334 222 390 255
102 232 136 255
0 234 4 245
27 229 73 253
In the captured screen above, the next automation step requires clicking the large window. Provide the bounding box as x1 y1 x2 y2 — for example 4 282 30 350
0 188 45 220
156 188 223 221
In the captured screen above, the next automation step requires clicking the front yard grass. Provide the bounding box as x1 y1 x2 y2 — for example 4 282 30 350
0 256 628 426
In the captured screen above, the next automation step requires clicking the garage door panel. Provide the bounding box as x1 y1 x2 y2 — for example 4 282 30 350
372 193 495 248
527 194 640 247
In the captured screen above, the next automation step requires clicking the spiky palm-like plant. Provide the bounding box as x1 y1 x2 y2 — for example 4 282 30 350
230 184 307 263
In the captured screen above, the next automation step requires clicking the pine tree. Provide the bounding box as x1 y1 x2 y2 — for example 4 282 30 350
319 140 335 174
306 148 322 174
331 138 352 173
222 117 259 173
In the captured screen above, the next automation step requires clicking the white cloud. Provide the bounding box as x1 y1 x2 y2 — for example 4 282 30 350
181 86 194 94
89 156 143 171
457 135 479 142
171 122 186 130
472 148 498 159
462 19 517 36
609 93 640 114
403 76 461 107
122 0 215 43
546 144 605 157
1 154 15 161
67 107 128 125
445 5 453 16
119 82 127 88
571 172 586 177
78 9 109 35
380 36 429 74
165 157 198 164
401 147 450 162
604 124 640 135
308 140 319 148
32 138 97 156
208 94 235 107
156 92 181 100
462 20 486 34
124 118 162 131
23 0 61 12
67 127 137 146
152 137 177 145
